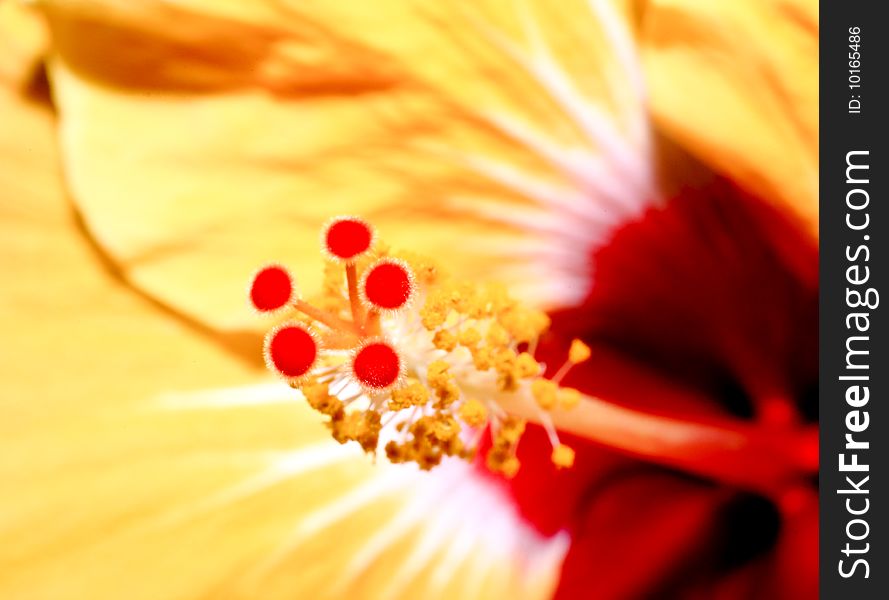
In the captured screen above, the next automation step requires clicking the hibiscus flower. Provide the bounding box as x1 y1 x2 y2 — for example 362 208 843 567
0 1 817 599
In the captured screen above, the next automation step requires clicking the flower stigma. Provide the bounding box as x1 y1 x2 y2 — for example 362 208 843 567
250 216 589 476
249 264 295 313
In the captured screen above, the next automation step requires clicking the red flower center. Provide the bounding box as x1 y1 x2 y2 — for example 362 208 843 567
478 177 818 599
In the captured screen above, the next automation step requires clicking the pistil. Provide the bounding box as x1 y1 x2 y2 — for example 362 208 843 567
248 216 818 492
499 391 816 495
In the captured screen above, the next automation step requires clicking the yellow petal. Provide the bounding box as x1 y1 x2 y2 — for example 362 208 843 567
641 0 818 237
0 61 564 599
0 2 48 86
39 0 655 331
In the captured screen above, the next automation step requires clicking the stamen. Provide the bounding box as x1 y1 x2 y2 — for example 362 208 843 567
551 338 591 383
551 444 575 468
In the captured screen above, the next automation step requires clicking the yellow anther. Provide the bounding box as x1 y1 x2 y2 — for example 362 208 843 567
493 347 517 371
332 411 381 452
569 339 592 364
515 352 541 378
426 359 452 388
497 371 518 392
451 281 476 313
396 414 467 471
486 446 521 478
301 380 325 402
559 387 582 410
500 455 520 478
498 307 550 343
458 398 488 427
493 348 519 391
420 289 450 328
389 380 430 410
430 414 460 442
531 378 558 410
466 297 488 319
385 441 405 462
329 407 345 425
420 304 447 330
471 346 493 371
485 448 509 473
419 450 445 470
458 326 481 348
435 381 461 407
302 381 344 416
551 444 575 468
497 417 526 445
486 323 510 348
432 329 458 352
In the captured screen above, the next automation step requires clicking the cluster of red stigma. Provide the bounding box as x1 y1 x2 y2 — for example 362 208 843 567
249 217 590 474
249 217 415 391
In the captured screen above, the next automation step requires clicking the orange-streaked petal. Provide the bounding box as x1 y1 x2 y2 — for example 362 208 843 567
39 0 656 331
641 0 818 237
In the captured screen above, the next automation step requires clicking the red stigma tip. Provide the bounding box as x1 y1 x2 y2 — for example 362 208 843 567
361 259 414 311
250 265 294 312
352 341 402 390
264 323 318 379
324 217 374 262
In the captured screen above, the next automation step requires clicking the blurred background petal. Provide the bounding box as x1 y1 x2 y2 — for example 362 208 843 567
640 0 818 236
